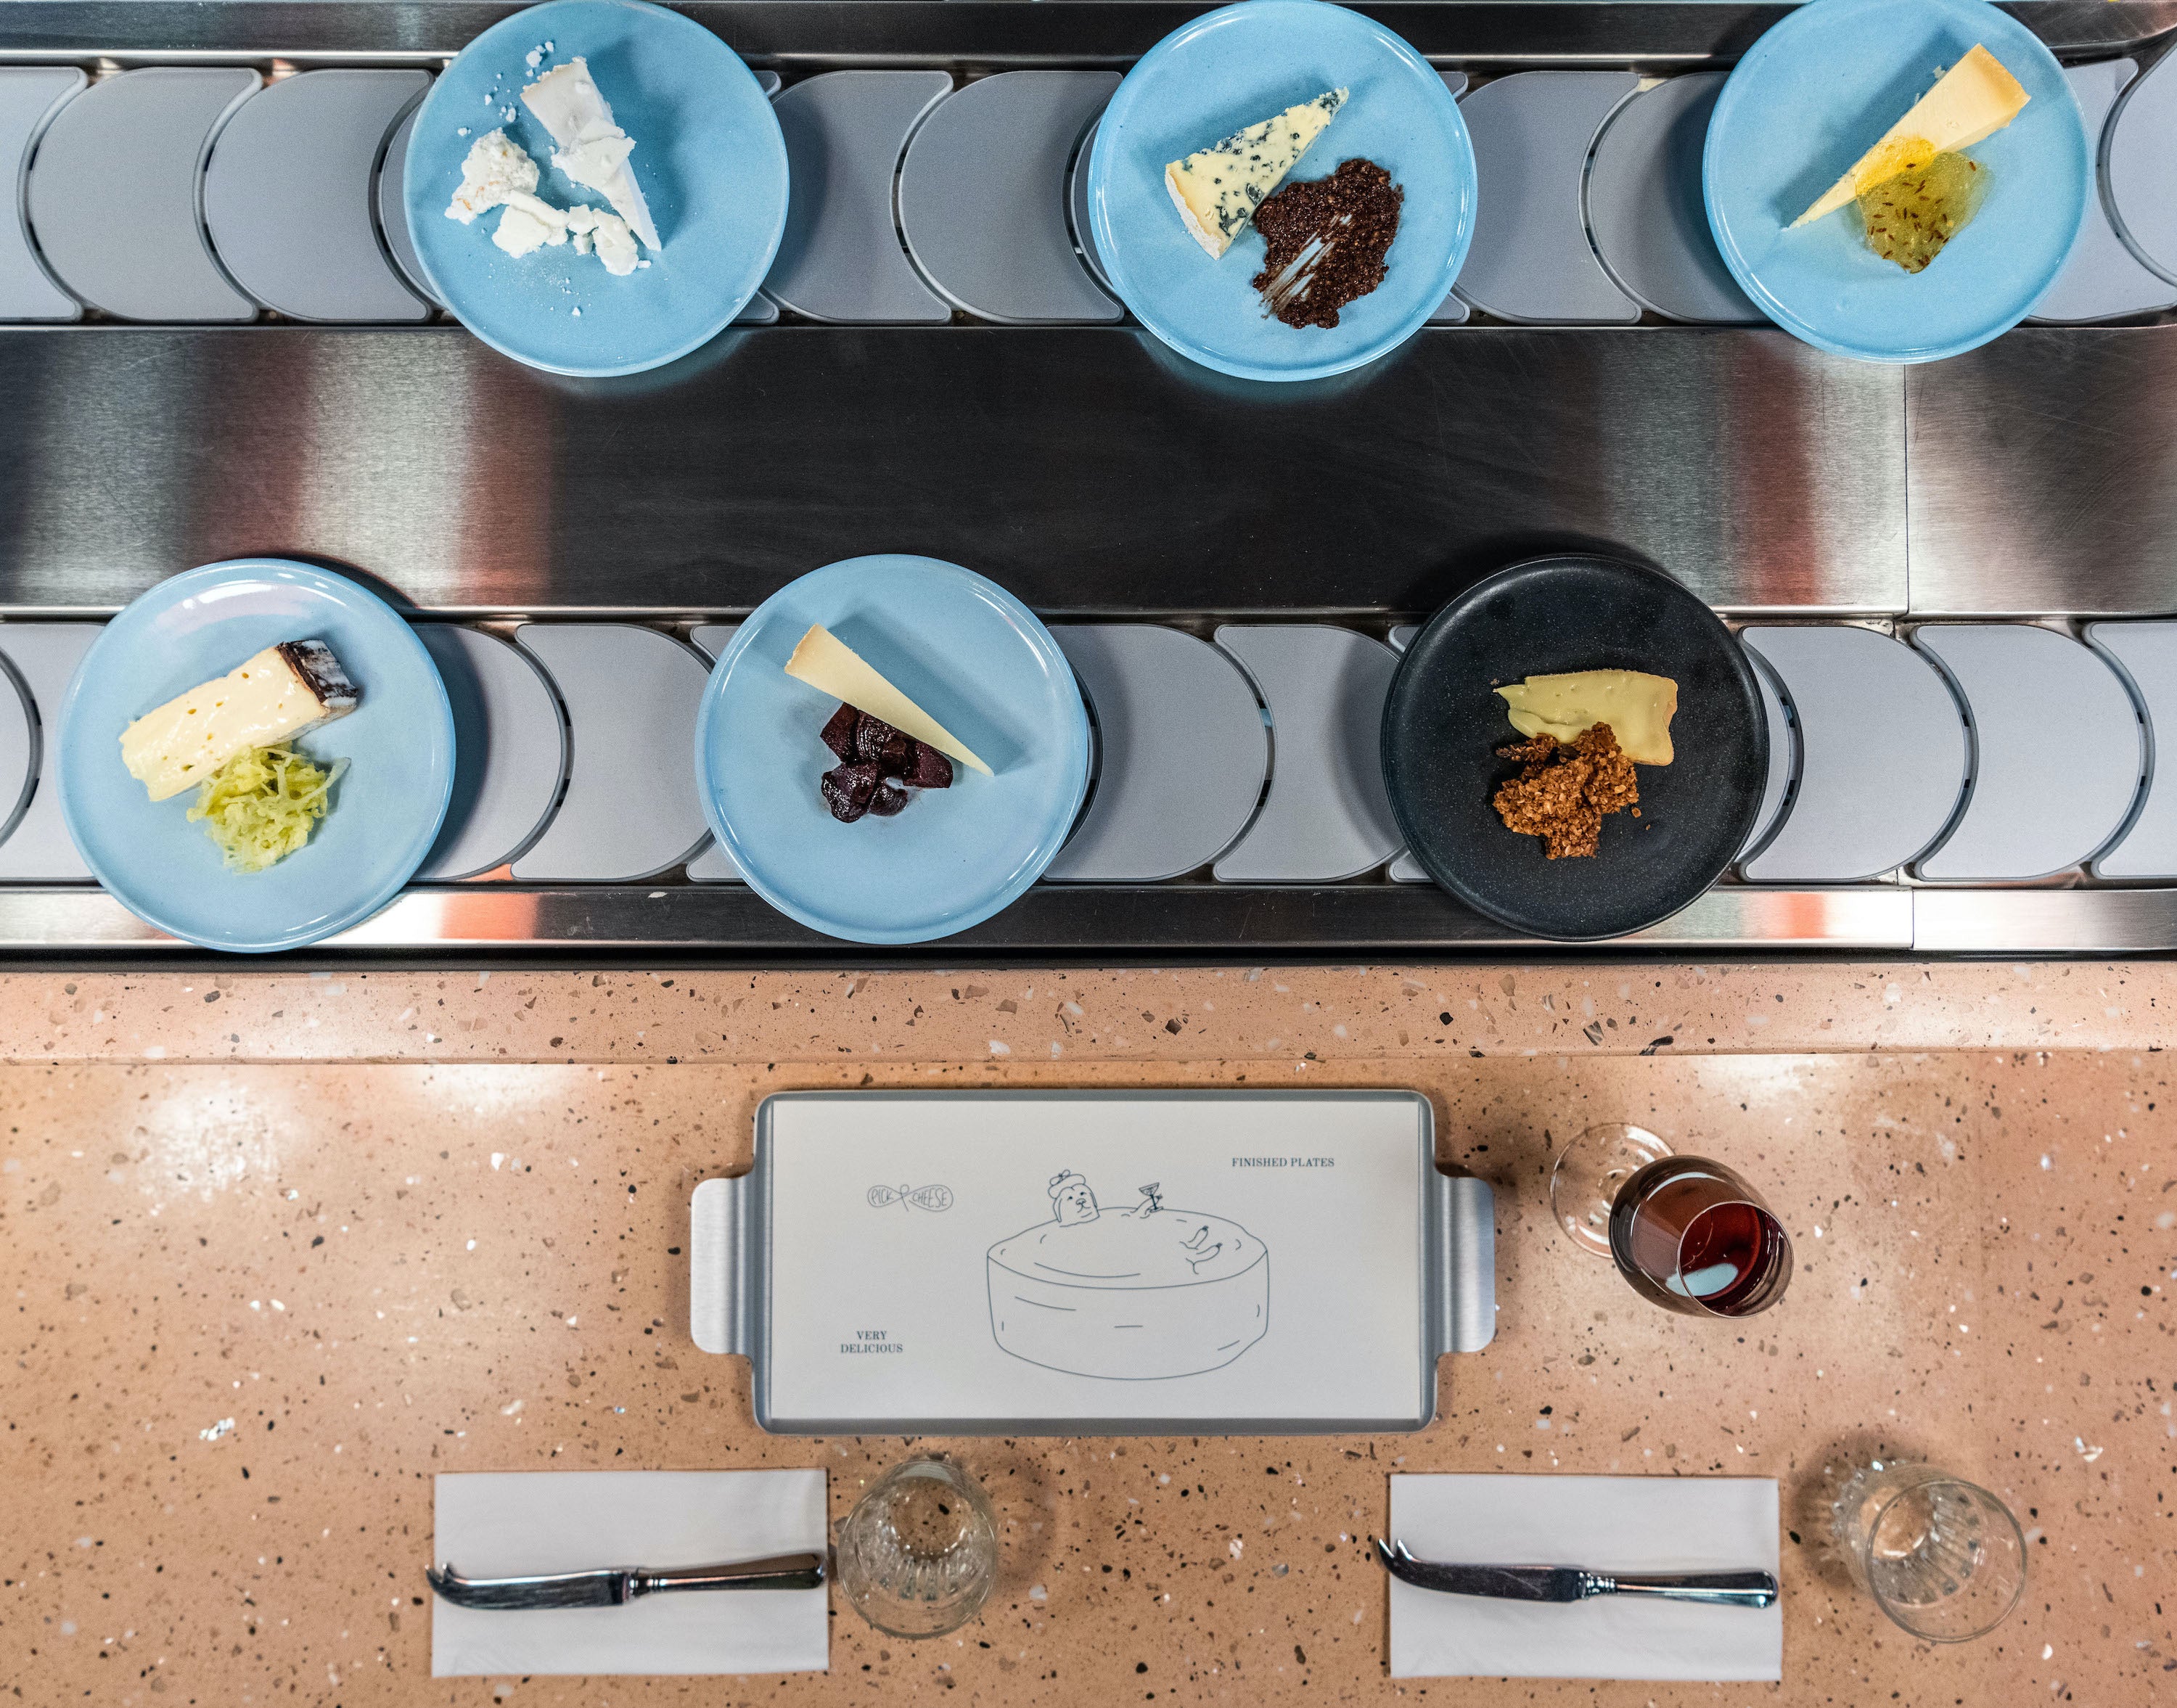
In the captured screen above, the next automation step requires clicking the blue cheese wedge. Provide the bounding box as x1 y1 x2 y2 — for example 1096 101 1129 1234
1165 89 1347 259
120 641 358 803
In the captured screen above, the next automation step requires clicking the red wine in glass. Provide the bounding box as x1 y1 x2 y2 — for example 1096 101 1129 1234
1607 1155 1793 1318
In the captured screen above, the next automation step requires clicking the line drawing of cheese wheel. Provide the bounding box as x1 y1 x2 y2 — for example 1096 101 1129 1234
985 1173 1270 1380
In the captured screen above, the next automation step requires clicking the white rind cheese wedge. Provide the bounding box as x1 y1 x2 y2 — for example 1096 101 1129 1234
120 641 359 802
1165 88 1347 259
784 625 992 776
1793 44 2029 227
1496 670 1679 766
522 57 661 252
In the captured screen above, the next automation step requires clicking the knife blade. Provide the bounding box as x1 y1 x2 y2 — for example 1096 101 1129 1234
427 1552 827 1609
1374 1539 1776 1608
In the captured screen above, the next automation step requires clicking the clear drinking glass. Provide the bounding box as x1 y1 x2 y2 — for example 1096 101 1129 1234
1832 1461 2026 1641
1550 1123 1793 1317
834 1456 999 1638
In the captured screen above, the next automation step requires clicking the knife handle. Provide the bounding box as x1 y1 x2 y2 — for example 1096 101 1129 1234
1596 1570 1779 1608
639 1553 828 1595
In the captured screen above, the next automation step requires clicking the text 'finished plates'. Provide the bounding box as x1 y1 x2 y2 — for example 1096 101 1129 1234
56 560 455 953
694 557 1091 945
1382 557 1768 942
1702 0 2088 364
403 0 787 377
1086 0 1476 382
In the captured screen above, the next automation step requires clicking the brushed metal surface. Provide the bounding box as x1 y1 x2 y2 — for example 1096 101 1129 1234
0 884 1912 956
1 4 2169 68
1911 887 2177 953
1906 330 2177 617
0 326 1905 615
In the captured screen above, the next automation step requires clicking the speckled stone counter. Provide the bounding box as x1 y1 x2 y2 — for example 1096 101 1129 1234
1 964 2172 1706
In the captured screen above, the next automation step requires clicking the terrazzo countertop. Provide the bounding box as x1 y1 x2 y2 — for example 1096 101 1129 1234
0 963 2171 1706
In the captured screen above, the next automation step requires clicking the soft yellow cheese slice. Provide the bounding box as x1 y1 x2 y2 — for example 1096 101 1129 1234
1495 670 1679 766
1164 89 1346 259
784 625 991 776
120 644 356 802
1793 45 2028 227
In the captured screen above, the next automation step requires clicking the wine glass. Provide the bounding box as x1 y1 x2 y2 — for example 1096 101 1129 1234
1832 1461 2026 1641
834 1456 999 1638
1549 1123 1794 1317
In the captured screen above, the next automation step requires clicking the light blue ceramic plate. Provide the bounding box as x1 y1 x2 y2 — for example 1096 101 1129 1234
57 562 455 953
404 0 787 377
696 557 1091 945
1087 0 1475 382
1703 0 2088 364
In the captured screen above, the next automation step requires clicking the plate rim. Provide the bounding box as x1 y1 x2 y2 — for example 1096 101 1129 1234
1086 0 1477 383
54 558 456 953
692 554 1092 945
1700 0 2089 365
1380 552 1768 943
402 0 789 379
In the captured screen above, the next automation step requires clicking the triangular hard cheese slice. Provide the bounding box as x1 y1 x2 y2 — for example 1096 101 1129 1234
784 625 991 775
1793 45 2028 228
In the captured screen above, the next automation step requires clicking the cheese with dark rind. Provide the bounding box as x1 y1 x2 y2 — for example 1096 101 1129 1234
120 641 359 802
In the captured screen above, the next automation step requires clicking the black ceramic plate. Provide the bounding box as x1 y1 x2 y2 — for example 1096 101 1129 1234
1382 556 1768 941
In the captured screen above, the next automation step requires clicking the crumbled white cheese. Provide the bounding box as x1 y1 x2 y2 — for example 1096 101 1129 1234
446 128 538 224
492 192 572 258
452 127 639 276
522 58 660 251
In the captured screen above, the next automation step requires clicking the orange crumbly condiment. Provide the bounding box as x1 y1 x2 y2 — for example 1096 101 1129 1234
1491 722 1641 859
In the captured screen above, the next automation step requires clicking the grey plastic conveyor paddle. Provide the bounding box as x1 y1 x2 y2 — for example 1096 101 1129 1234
1044 625 1267 882
2106 46 2177 285
0 625 99 882
1453 72 1642 325
0 69 84 321
1741 647 1797 861
1384 625 1430 881
1739 625 1965 884
509 625 713 882
1068 112 1115 295
1425 71 1470 324
763 71 952 323
375 102 442 308
901 72 1120 324
684 624 742 882
414 625 568 881
2030 62 2177 324
0 646 33 847
1212 626 1401 882
203 70 432 322
1587 72 1762 324
1912 625 2143 882
2086 622 2177 879
25 68 261 321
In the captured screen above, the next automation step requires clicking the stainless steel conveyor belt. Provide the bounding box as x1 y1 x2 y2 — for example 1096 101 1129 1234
0 3 2175 964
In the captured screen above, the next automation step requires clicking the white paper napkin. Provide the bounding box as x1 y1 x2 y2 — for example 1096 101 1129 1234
1387 1474 1781 1681
432 1469 827 1678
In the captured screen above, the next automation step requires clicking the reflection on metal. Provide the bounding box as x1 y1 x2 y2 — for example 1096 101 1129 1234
0 884 1918 956
1906 331 2177 617
1911 887 2177 954
0 327 1906 615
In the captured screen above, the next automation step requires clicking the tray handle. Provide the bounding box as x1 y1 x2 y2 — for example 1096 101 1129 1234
1430 1172 1497 1357
689 1173 756 1356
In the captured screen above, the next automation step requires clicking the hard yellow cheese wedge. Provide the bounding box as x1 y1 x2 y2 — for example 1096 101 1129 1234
784 625 991 775
1794 45 2028 227
1496 670 1679 766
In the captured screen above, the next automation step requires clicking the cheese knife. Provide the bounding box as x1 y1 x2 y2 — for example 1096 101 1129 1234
427 1552 826 1609
1374 1539 1776 1608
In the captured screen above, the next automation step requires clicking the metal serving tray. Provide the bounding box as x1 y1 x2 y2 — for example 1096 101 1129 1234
689 1090 1495 1435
